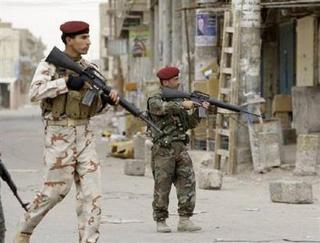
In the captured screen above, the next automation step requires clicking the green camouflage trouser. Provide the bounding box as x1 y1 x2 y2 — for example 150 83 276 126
17 124 102 243
151 141 196 221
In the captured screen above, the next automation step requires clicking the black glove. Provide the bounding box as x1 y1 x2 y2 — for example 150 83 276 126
66 75 86 91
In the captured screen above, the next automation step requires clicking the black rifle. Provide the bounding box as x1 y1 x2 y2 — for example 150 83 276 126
0 159 29 211
45 46 162 134
161 87 262 118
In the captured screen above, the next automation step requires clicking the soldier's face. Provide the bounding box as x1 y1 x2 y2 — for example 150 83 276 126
164 76 180 89
67 33 91 55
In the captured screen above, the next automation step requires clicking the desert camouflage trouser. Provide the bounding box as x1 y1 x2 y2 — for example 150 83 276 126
17 124 102 243
151 141 196 221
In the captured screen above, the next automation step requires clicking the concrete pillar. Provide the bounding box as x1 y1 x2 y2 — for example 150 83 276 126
159 0 172 66
249 119 282 173
9 81 19 110
232 0 262 165
144 139 153 165
124 159 145 176
292 86 320 135
144 139 153 174
152 4 160 71
171 0 183 67
181 0 196 92
198 168 223 190
294 133 319 176
133 132 147 160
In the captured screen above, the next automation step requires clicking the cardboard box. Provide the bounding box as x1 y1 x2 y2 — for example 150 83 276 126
125 82 137 91
193 77 219 98
208 75 219 98
193 81 208 93
272 95 292 114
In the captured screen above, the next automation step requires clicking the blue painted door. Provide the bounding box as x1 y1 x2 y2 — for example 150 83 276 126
279 21 295 94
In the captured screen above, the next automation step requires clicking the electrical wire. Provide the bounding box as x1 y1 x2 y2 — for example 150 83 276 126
0 0 106 7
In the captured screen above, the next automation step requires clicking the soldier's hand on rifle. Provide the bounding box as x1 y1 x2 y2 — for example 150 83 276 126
202 101 210 110
66 74 86 90
109 89 120 105
181 100 194 110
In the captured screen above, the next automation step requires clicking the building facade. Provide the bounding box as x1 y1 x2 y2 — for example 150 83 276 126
0 21 45 109
100 0 320 171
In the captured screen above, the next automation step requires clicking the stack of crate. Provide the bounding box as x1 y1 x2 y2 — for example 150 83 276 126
272 94 292 128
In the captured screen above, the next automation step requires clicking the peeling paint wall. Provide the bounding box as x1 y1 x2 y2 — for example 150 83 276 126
232 0 262 165
233 0 261 102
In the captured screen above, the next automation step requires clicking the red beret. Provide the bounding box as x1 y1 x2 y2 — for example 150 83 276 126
60 21 89 35
157 67 180 80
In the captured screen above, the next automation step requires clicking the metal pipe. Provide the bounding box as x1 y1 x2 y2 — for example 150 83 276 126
262 3 320 8
183 8 192 93
262 0 320 6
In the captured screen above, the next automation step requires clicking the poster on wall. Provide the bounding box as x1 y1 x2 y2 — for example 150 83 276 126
195 10 218 47
129 27 150 58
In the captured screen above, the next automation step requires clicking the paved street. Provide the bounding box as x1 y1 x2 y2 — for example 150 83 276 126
0 106 319 243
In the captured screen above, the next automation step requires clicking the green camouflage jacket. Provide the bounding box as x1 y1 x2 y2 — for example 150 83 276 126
147 88 200 147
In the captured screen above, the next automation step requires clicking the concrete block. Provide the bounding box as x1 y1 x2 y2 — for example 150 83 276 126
269 180 313 204
144 139 153 165
188 150 214 163
188 150 214 173
292 86 320 134
294 133 319 176
124 159 145 176
198 168 223 190
133 132 147 160
249 119 283 173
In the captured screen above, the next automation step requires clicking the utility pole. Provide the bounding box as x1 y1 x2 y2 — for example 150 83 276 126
159 0 172 66
181 0 195 92
171 0 182 67
232 0 262 164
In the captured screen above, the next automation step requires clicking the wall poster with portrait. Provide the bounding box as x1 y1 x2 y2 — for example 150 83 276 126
195 10 218 47
129 27 150 58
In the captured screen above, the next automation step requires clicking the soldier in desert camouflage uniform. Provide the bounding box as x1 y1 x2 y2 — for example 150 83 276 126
147 67 209 233
14 21 119 243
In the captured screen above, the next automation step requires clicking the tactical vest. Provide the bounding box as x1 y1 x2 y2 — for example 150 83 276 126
41 65 100 120
147 94 189 147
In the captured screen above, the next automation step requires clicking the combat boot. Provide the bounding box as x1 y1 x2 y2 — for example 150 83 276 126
156 220 171 233
13 233 30 243
177 217 201 232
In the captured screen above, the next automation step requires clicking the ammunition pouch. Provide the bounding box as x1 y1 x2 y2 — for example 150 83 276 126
156 134 189 148
41 63 100 119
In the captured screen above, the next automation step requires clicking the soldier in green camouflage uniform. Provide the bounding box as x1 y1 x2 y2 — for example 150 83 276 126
14 21 119 243
147 67 208 233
